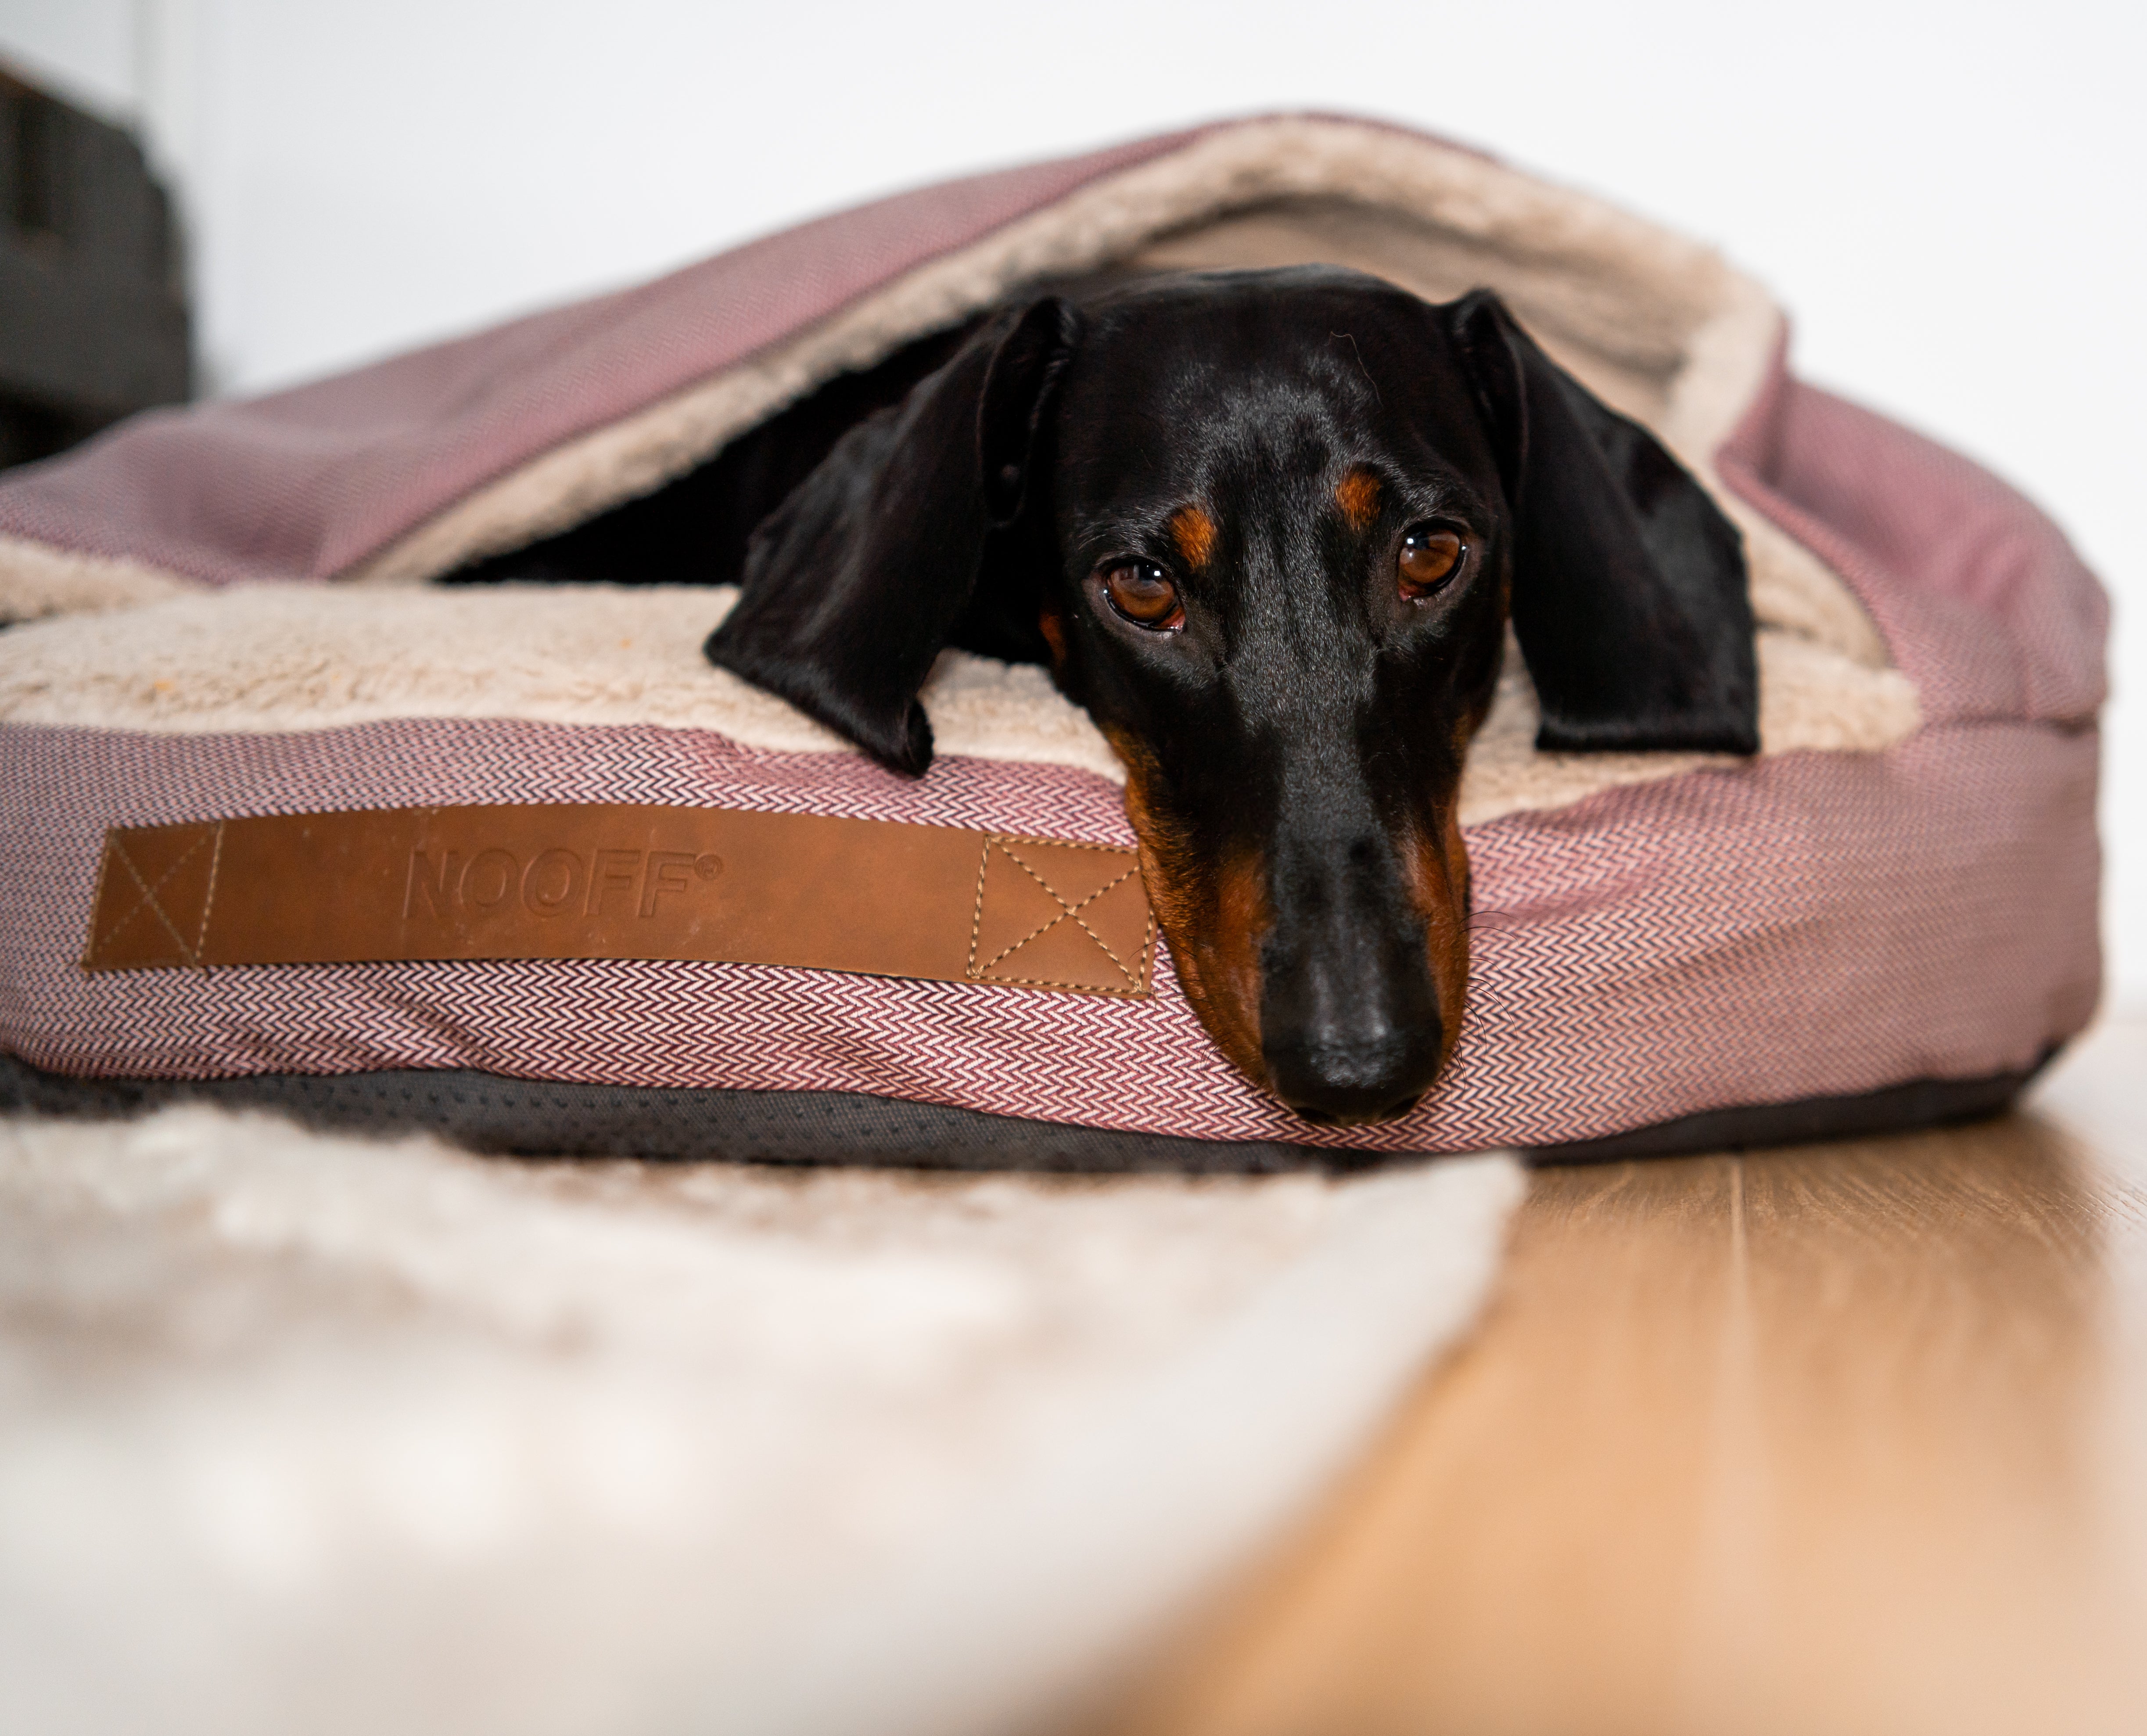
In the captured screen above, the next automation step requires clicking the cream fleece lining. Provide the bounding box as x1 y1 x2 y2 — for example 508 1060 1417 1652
0 582 1920 827
0 1103 1521 1736
0 117 1882 673
0 533 190 618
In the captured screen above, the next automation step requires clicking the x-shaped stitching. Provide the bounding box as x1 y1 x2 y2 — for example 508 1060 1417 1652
90 830 214 967
978 842 1144 988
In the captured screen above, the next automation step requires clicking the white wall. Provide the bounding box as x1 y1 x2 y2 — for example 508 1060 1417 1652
6 0 2143 1008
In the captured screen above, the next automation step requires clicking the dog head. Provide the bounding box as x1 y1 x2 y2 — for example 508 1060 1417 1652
708 267 1756 1121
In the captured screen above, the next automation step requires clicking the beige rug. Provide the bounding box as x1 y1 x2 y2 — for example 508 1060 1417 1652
0 1105 1520 1736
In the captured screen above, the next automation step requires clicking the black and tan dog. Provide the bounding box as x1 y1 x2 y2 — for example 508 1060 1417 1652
466 268 1757 1122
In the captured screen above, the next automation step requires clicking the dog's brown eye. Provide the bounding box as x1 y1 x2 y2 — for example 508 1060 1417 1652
1399 525 1464 596
1102 561 1183 628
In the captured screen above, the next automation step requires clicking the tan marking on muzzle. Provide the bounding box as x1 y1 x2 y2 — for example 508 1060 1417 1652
1404 803 1473 1075
1103 724 1270 1087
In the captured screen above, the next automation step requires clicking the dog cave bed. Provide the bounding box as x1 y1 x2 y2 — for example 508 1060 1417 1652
0 115 2106 1166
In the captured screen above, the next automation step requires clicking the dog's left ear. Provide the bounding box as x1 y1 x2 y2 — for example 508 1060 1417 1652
705 297 1081 775
1445 290 1759 755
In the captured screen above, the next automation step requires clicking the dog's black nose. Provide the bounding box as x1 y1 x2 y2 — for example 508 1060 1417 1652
1262 1022 1442 1123
1256 818 1450 1123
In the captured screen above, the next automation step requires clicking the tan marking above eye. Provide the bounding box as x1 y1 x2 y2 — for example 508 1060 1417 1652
1399 525 1464 595
1336 469 1381 531
1169 507 1217 570
1103 561 1183 628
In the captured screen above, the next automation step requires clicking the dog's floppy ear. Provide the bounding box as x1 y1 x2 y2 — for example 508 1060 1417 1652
704 297 1081 775
1446 289 1759 755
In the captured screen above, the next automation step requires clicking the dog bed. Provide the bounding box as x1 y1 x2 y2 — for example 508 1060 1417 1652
0 115 2106 1164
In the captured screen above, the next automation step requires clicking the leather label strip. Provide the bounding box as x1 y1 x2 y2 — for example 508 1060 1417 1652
81 805 1156 999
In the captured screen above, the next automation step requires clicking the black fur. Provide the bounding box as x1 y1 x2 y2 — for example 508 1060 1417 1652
708 298 1081 772
694 273 1756 773
453 268 1756 1121
442 320 980 593
1445 289 1758 753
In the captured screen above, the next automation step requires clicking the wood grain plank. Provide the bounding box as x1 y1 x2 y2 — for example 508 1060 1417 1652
1088 1028 2147 1736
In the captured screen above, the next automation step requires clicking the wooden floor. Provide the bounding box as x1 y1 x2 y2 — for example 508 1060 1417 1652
1087 1022 2147 1736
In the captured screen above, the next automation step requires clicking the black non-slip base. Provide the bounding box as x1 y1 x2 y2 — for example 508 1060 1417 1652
0 1050 2054 1173
1526 1050 2053 1164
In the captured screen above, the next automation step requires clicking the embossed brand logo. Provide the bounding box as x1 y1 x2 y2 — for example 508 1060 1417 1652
404 847 725 920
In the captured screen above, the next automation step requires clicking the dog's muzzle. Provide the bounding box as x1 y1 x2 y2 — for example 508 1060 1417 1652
1257 888 1447 1123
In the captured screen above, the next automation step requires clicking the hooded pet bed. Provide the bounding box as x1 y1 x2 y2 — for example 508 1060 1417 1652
0 115 2106 1165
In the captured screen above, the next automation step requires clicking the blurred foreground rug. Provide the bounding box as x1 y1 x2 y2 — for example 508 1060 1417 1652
0 1107 1520 1736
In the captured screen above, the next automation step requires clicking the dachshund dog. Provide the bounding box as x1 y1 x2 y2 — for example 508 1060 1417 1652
460 268 1757 1122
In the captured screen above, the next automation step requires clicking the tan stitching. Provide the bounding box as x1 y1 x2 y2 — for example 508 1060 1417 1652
992 843 1143 985
975 841 1083 972
977 974 1148 997
119 839 203 966
1014 861 1141 984
971 834 1139 981
1059 868 1142 985
979 909 1076 974
193 821 226 968
977 837 1149 987
93 832 211 966
996 842 1107 917
79 832 117 969
989 836 1138 857
965 837 995 978
86 836 174 961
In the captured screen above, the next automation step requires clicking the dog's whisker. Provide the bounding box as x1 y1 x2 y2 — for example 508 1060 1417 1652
1329 329 1382 406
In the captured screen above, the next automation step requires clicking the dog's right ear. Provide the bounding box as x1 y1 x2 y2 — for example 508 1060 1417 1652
704 298 1081 775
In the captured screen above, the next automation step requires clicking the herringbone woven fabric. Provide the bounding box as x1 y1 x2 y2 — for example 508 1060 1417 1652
0 711 2098 1154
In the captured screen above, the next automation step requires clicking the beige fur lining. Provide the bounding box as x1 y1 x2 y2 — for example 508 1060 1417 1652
0 118 1884 671
0 535 190 622
1463 629 1918 825
0 582 1919 825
